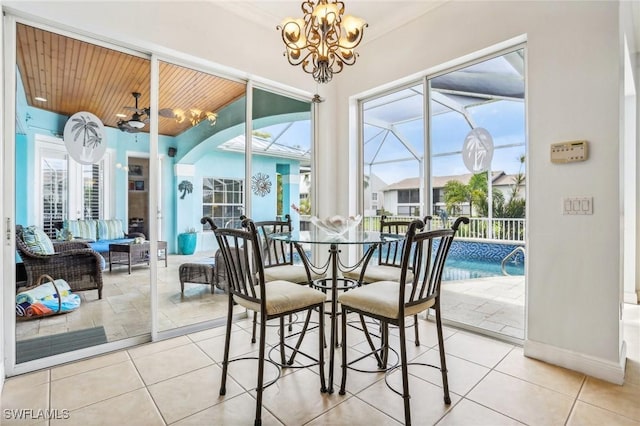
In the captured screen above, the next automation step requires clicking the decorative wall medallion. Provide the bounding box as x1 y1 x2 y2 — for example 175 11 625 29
251 172 272 197
63 112 106 164
178 180 193 199
462 127 494 173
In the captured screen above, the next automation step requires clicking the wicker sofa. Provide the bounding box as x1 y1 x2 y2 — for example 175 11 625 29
16 225 104 299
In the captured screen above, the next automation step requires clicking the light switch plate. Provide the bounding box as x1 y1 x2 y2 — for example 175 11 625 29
551 140 588 163
563 197 593 215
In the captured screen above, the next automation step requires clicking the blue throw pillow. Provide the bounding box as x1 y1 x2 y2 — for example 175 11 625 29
22 226 55 255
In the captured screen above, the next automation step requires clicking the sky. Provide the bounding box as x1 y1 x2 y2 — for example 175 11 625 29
364 99 526 186
256 95 526 188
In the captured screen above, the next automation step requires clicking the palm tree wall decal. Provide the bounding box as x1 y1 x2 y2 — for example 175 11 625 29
178 180 193 199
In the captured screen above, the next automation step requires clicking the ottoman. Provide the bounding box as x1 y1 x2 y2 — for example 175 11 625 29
179 258 216 294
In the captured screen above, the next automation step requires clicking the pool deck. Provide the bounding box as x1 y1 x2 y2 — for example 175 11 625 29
441 275 525 340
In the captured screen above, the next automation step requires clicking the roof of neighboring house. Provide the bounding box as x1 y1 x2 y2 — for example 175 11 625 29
382 171 525 192
493 173 525 186
364 173 389 192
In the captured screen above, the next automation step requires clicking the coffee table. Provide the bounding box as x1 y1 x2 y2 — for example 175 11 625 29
108 240 167 274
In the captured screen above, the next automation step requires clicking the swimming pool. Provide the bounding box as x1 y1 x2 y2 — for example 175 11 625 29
443 258 524 281
294 239 525 280
443 240 525 280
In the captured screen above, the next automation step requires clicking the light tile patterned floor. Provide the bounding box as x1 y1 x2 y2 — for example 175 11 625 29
16 255 525 343
3 305 639 425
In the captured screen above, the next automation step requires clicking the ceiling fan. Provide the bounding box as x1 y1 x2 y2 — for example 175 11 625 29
117 92 177 133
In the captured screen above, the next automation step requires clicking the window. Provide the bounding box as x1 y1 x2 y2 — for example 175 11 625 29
397 189 420 204
83 164 103 219
36 136 110 237
397 205 420 216
371 192 378 201
202 178 244 229
41 155 68 237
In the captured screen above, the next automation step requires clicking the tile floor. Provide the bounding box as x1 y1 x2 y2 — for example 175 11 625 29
3 304 639 425
15 254 235 343
16 254 525 344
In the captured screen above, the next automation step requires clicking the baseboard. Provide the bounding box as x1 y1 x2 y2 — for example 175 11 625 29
624 291 639 304
524 339 626 385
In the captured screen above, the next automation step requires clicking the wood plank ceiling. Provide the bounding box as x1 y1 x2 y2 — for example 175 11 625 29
16 23 246 137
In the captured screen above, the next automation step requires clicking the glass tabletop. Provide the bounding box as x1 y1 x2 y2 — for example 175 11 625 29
269 228 405 245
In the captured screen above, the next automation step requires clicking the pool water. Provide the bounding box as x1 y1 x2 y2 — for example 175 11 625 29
443 258 524 281
293 240 525 281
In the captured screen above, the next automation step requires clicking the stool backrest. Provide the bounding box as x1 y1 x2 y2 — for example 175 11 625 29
377 215 432 267
211 218 266 308
250 214 294 268
399 217 468 314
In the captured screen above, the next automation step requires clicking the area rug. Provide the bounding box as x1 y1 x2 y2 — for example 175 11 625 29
16 326 108 363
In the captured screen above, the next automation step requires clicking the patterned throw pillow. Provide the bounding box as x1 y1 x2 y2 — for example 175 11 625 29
22 226 55 255
97 219 125 240
64 220 81 238
63 219 97 241
79 219 98 241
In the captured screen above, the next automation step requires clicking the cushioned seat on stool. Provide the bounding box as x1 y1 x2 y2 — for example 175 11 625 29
179 259 216 294
343 265 414 283
264 265 325 283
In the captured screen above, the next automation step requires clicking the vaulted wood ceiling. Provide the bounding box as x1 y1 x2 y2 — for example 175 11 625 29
16 23 246 137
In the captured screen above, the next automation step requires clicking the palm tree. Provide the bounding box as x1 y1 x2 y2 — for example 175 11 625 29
443 180 470 215
443 173 488 216
71 115 101 148
178 180 193 199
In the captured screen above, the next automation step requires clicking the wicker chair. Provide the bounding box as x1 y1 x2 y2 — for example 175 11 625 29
16 225 104 299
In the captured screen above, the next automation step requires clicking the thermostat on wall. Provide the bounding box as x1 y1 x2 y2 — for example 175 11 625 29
550 140 588 164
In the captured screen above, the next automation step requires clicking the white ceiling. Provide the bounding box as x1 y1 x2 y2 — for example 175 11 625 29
215 1 448 45
217 1 640 53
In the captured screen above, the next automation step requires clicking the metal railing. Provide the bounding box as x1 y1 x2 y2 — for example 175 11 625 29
501 246 526 275
298 215 525 242
359 215 525 243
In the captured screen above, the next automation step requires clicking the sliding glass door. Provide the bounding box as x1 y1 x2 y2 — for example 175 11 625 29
13 22 151 363
157 60 247 333
6 18 317 373
428 50 526 339
359 48 526 340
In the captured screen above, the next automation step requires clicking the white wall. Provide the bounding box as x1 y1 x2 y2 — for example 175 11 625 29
1 0 635 384
333 1 626 382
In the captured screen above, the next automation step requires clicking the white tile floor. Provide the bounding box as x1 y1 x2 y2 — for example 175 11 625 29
16 256 525 344
3 304 639 425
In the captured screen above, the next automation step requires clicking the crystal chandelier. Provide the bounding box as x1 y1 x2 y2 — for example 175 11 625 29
278 0 367 84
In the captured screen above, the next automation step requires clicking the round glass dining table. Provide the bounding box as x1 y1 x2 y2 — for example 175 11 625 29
269 228 405 393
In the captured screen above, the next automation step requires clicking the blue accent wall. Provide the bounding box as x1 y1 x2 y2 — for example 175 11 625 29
15 87 303 254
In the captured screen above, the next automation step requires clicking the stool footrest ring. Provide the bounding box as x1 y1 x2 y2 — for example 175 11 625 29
383 362 445 396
